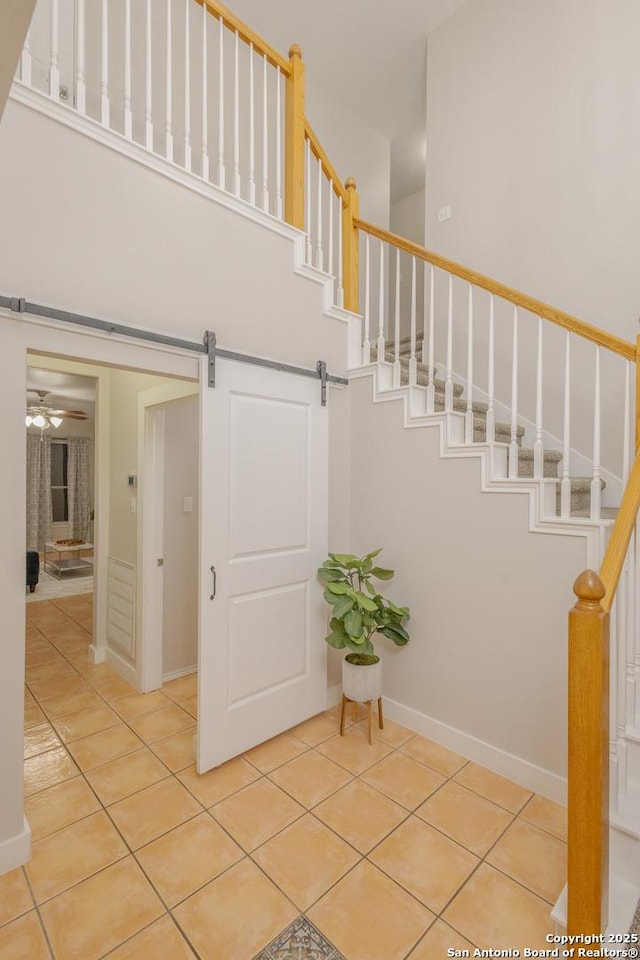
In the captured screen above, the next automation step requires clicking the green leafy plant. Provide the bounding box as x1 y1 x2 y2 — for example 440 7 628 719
317 550 410 662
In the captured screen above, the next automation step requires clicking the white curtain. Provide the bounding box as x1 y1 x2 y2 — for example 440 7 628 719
26 435 52 552
67 438 91 541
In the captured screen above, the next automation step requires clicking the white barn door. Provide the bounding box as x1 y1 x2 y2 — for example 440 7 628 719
197 356 328 773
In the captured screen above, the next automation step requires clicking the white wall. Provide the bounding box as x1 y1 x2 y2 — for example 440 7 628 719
0 1 36 121
162 397 198 678
349 375 587 793
425 0 640 473
391 187 425 245
426 0 640 336
305 77 390 228
109 369 172 566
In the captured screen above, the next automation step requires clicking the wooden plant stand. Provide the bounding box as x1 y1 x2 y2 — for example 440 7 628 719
339 694 384 744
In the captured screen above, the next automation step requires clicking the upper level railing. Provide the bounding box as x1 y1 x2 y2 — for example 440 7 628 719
15 0 640 935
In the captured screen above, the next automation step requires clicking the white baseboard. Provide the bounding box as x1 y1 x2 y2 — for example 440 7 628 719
326 682 342 709
383 697 567 805
105 647 138 689
89 643 106 664
0 817 31 875
162 665 197 683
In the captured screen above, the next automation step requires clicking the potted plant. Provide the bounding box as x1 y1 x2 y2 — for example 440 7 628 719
317 550 410 741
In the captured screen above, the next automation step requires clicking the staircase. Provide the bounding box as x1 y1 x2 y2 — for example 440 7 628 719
373 335 615 521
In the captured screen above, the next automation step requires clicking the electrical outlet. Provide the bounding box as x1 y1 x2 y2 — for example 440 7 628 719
438 205 452 223
130 497 136 515
183 497 193 513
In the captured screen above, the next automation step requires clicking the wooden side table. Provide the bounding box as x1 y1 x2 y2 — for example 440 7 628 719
339 694 384 744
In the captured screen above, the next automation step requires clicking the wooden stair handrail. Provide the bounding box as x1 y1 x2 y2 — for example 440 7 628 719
355 218 635 361
197 0 292 75
600 453 640 613
304 121 348 202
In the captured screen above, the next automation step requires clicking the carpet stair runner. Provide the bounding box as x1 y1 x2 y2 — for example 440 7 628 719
372 336 611 519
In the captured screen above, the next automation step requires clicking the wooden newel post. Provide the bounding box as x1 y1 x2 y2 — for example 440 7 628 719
284 43 305 230
343 176 360 313
567 569 609 935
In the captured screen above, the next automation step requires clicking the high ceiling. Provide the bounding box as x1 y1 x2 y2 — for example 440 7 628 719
228 0 469 202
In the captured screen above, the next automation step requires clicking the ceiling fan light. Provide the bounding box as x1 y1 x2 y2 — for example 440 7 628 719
50 416 63 428
32 415 46 429
25 415 33 427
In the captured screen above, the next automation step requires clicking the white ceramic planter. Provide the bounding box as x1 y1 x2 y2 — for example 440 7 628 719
342 655 383 702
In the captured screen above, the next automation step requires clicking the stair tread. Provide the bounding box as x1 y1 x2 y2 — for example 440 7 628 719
553 476 607 491
567 507 618 519
518 447 563 462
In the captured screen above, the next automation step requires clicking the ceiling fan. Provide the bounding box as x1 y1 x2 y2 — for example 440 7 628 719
26 389 88 431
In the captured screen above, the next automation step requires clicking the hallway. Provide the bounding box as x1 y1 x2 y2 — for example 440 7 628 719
2 596 567 959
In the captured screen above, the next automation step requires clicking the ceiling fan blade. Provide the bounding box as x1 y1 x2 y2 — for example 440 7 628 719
49 410 88 420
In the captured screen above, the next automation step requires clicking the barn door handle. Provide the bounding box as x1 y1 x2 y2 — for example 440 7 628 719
210 565 217 601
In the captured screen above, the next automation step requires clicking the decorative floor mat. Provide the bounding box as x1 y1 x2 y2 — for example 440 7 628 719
253 916 346 960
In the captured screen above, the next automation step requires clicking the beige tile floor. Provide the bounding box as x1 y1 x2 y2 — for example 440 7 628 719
2 594 568 960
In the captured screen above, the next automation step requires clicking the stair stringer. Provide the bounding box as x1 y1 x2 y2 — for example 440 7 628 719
349 361 610 570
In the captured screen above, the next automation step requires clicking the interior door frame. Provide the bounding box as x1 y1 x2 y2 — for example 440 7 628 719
137 381 199 693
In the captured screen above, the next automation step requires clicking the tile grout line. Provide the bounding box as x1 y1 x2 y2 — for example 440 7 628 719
23 597 567 959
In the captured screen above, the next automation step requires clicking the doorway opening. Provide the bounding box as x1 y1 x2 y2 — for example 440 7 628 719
24 343 200 775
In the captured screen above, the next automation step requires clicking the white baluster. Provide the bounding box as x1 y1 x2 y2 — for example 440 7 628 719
393 248 401 388
363 233 371 364
610 588 620 812
233 31 240 196
315 158 324 270
617 561 628 796
533 316 544 478
486 294 496 442
509 306 519 478
591 346 602 520
305 140 312 263
183 0 191 170
124 0 132 139
626 539 637 730
409 257 417 387
165 0 173 161
261 55 269 212
426 264 435 414
623 360 631 483
328 181 334 294
636 518 640 727
377 239 385 360
75 0 86 114
20 25 32 86
145 0 153 149
49 0 60 100
336 194 344 308
200 2 209 179
217 17 225 189
275 67 283 219
445 274 453 412
101 0 109 126
560 332 571 518
421 262 428 364
247 45 255 204
465 284 474 443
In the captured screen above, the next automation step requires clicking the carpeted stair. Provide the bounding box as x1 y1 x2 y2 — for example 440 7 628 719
371 336 611 519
